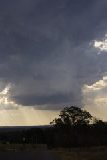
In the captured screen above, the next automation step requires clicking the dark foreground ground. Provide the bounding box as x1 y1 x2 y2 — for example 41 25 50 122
0 146 107 160
0 151 60 160
56 146 107 160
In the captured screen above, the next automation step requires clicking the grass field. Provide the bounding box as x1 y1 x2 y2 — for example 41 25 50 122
0 144 107 160
55 146 107 160
0 144 47 151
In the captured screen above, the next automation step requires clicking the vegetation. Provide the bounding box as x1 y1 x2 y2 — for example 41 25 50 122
50 106 92 127
49 106 107 148
0 106 107 150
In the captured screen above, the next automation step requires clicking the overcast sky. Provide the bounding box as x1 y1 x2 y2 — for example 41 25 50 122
0 0 107 125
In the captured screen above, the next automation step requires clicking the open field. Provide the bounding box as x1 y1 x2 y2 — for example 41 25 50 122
55 146 107 160
0 144 107 160
0 151 60 160
0 144 47 151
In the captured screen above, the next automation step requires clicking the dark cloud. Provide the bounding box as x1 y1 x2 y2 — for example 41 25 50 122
0 0 107 109
12 93 72 106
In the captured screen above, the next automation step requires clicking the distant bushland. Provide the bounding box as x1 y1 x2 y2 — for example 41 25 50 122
0 106 107 149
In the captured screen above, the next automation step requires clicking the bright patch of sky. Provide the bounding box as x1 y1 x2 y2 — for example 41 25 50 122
83 75 107 121
0 84 59 126
93 35 107 53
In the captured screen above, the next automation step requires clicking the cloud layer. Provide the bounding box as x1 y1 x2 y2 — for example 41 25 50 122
83 75 107 120
0 0 107 110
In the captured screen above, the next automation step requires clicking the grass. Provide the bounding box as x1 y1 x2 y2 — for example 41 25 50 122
54 146 107 160
0 143 47 151
0 144 107 160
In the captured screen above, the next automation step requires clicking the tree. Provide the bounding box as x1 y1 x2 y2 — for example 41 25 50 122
93 118 106 128
50 106 92 127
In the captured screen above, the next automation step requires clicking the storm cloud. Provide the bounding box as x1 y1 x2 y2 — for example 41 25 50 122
0 0 107 109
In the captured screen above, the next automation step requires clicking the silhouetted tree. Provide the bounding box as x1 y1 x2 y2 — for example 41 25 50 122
50 106 92 128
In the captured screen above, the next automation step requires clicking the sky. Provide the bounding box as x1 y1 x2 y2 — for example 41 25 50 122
0 0 107 125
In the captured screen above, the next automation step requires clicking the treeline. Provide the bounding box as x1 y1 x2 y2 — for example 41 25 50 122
46 122 107 148
0 123 107 148
48 106 107 148
0 106 107 148
0 128 45 144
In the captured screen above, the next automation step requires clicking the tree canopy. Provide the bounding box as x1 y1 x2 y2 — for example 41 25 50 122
50 106 92 127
